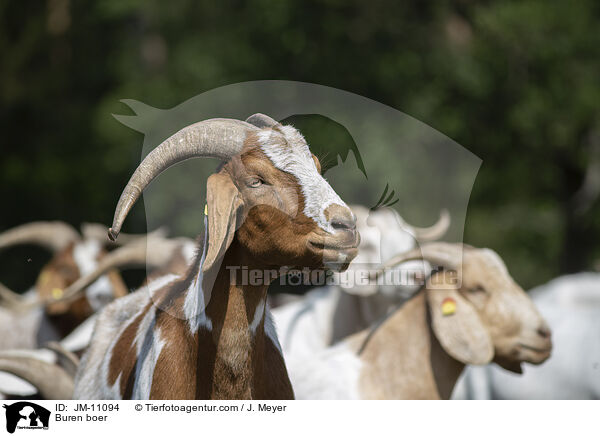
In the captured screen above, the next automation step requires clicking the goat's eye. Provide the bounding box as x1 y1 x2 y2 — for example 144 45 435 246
470 285 486 293
248 178 263 188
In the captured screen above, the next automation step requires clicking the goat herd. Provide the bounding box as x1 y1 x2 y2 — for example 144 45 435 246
1 114 598 400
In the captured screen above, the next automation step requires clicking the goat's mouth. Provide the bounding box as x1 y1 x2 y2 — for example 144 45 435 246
518 343 552 354
308 240 358 251
516 341 552 363
307 233 360 269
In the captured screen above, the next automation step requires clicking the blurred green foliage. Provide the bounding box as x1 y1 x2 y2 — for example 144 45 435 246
1 0 599 291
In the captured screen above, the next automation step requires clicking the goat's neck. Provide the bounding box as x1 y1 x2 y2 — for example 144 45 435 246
173 239 290 399
331 290 391 344
357 292 464 399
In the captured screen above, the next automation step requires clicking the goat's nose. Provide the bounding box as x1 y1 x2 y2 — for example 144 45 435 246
537 325 552 339
326 204 357 232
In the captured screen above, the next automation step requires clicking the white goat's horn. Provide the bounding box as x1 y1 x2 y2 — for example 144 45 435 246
0 221 80 252
245 113 280 128
370 242 465 279
411 209 451 242
109 118 259 241
0 355 74 399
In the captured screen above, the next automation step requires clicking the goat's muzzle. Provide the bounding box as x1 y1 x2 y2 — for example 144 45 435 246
307 229 360 272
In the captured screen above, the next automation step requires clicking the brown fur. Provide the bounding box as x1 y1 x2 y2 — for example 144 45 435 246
125 239 296 399
107 303 149 397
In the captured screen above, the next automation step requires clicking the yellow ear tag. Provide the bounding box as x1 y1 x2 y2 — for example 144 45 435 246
51 288 64 299
441 297 456 316
204 204 208 216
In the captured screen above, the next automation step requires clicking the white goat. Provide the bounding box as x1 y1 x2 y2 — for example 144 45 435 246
452 272 600 399
285 243 552 399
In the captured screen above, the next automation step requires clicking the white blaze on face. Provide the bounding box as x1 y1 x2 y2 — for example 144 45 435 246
256 126 348 233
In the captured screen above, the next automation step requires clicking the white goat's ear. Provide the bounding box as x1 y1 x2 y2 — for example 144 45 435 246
426 276 493 365
203 172 243 273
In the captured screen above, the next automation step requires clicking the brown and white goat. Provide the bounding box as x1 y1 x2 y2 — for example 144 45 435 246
74 114 359 400
286 243 552 399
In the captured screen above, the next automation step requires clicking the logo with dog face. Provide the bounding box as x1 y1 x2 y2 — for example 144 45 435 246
2 402 50 433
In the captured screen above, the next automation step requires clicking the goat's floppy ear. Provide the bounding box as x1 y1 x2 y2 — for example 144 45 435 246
203 172 243 272
426 273 493 365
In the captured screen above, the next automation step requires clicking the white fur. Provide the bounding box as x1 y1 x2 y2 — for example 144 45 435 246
60 314 98 352
181 241 196 264
0 373 37 397
0 305 59 351
286 341 362 399
184 272 213 333
183 234 212 333
264 308 283 354
130 306 163 399
249 298 265 334
72 239 101 274
73 239 115 311
257 126 348 233
146 274 179 294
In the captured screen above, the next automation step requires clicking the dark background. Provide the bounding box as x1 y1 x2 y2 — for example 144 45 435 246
1 0 599 292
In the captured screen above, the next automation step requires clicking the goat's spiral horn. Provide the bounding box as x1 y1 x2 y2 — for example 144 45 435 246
109 118 259 241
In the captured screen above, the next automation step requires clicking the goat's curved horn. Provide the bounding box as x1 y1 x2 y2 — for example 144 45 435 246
245 113 280 128
49 235 186 304
0 282 23 307
81 222 168 246
109 118 258 241
0 221 80 252
0 355 74 399
45 342 79 378
410 209 451 242
370 242 465 279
